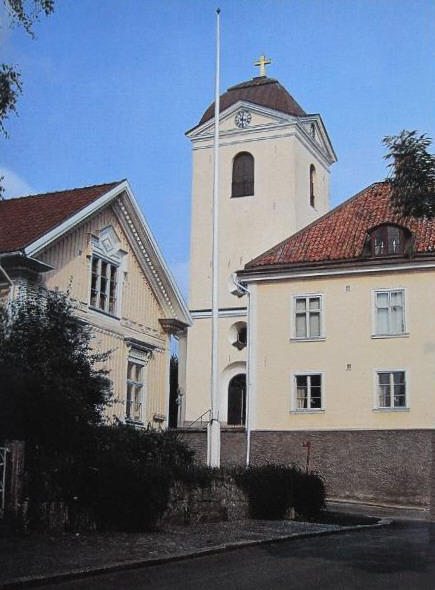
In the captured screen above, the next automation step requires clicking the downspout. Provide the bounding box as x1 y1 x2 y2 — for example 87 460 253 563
232 273 252 466
0 261 13 287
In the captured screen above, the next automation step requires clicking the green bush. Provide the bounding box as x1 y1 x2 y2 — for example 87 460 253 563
233 464 325 520
79 425 195 531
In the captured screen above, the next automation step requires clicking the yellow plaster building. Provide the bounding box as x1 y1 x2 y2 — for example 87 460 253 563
236 181 435 506
181 69 337 427
181 64 435 508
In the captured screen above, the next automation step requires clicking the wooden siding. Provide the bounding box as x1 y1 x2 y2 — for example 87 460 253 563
34 204 171 426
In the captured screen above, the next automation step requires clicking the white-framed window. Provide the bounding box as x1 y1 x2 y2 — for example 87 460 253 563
293 373 323 411
375 371 407 409
90 256 118 315
293 295 323 339
373 289 405 336
87 225 127 318
126 359 145 423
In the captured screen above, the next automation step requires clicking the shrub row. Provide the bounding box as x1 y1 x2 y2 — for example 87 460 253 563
24 427 326 532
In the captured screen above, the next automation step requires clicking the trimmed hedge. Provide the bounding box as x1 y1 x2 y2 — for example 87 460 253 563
233 464 326 519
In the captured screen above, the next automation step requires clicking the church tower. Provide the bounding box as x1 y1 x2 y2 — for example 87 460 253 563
180 59 337 427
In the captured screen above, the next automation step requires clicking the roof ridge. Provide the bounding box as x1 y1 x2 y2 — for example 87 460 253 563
3 179 125 202
245 181 386 269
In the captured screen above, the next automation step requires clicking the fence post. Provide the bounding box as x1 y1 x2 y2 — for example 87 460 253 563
4 440 25 518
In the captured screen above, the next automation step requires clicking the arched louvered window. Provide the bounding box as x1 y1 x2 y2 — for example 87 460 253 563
232 152 254 198
310 164 316 208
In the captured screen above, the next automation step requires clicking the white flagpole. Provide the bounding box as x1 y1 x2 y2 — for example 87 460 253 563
207 7 221 467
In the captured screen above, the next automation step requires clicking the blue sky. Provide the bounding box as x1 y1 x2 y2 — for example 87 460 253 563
1 0 434 297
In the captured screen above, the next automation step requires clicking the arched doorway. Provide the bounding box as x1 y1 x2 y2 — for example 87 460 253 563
227 374 246 426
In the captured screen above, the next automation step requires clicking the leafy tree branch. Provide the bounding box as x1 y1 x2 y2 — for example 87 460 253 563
383 130 435 218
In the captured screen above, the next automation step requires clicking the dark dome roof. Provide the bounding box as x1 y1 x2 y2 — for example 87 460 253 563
199 76 306 125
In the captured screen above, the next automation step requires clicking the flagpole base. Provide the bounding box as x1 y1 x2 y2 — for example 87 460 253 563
207 419 221 467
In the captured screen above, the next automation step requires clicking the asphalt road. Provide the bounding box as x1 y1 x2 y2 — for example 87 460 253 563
41 521 435 590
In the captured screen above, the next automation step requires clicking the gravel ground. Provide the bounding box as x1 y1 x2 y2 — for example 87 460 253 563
0 520 343 586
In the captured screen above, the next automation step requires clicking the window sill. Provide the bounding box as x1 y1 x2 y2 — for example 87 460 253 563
231 194 254 199
371 333 409 339
290 409 325 415
372 407 409 413
89 306 120 321
290 337 325 343
125 418 145 426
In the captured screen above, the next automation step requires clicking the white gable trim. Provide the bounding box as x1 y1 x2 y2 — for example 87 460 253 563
24 183 126 258
24 180 192 327
187 100 296 139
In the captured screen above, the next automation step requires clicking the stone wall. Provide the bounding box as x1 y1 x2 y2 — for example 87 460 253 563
180 428 434 508
250 430 432 507
179 429 247 466
160 476 249 526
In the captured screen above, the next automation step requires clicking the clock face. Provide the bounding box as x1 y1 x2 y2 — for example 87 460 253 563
235 110 252 129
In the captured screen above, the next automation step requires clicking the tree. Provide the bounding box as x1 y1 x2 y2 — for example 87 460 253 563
0 289 112 452
1 1 56 137
383 130 435 218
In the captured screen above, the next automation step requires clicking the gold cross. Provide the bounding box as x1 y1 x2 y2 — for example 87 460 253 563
254 54 272 77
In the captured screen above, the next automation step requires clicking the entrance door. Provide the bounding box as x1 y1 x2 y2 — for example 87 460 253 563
227 374 246 425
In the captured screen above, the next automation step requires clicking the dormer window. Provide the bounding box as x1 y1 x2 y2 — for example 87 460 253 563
232 152 254 198
369 225 409 257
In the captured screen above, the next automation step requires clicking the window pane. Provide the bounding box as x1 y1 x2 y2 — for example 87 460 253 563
311 375 321 388
296 376 307 409
309 312 321 337
295 314 307 338
390 291 403 306
376 308 389 334
376 292 389 307
127 361 135 381
126 383 133 418
309 297 320 311
378 373 391 407
295 298 306 311
388 227 401 254
390 305 404 334
393 371 405 385
378 384 390 407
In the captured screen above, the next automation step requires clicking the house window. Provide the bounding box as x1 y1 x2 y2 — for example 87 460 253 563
309 164 316 208
295 374 322 410
294 295 322 339
370 225 406 256
90 256 118 315
232 152 254 197
374 289 405 336
126 359 144 423
376 371 406 409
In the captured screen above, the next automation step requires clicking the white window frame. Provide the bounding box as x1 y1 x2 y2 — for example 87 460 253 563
291 372 325 413
372 288 407 338
90 255 119 316
291 294 324 341
87 226 127 319
373 369 409 411
125 357 146 424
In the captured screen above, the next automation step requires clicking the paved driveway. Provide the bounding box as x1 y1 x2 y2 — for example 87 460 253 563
40 520 435 590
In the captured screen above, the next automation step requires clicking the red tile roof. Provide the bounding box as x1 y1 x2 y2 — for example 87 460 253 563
199 76 306 126
246 182 435 269
0 181 123 253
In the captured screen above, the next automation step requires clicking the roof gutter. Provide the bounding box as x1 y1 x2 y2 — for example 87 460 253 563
0 251 55 274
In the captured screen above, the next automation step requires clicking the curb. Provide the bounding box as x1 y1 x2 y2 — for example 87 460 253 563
1 519 392 589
